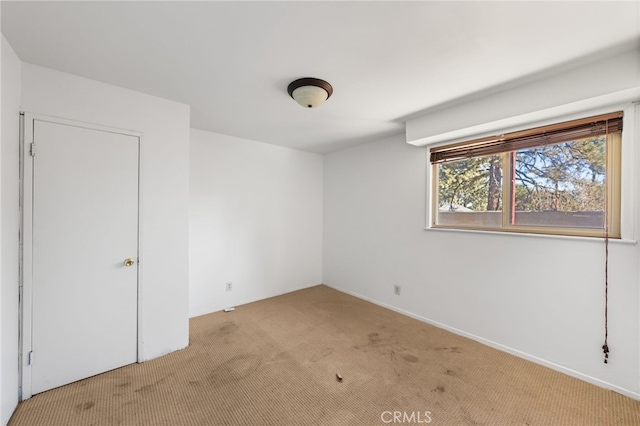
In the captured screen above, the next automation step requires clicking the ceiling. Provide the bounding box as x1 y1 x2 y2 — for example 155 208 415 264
2 1 639 154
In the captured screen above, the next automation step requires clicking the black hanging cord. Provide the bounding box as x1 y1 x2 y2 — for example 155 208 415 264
602 232 609 363
602 122 610 364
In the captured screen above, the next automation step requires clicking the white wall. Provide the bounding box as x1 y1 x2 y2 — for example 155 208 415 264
189 129 323 317
1 35 21 426
325 119 640 399
20 64 190 360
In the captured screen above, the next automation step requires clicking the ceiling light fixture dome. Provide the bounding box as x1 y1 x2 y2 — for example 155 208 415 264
287 77 333 108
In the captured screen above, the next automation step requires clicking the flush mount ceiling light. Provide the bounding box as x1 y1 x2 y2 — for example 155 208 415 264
287 77 333 108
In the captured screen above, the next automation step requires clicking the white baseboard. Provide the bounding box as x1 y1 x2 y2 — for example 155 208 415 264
189 282 322 319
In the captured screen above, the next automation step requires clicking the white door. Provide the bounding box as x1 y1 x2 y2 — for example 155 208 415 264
30 119 139 394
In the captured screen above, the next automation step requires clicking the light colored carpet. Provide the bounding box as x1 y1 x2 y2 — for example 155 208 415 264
9 285 640 425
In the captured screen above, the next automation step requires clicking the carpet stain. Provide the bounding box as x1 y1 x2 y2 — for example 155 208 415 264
310 348 334 362
116 382 131 388
368 332 380 345
205 321 239 345
445 369 457 376
209 354 262 385
403 354 419 363
435 346 462 353
433 385 446 393
134 376 170 395
211 321 238 337
74 402 95 411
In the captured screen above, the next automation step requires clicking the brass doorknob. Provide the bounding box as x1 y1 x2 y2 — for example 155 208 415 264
124 258 135 267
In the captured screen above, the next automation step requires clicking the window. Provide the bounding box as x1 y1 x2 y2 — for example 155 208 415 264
430 112 622 238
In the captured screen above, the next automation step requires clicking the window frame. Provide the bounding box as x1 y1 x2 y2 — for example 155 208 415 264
429 111 625 239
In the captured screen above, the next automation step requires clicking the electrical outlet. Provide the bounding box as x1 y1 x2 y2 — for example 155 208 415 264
394 285 401 295
226 282 233 291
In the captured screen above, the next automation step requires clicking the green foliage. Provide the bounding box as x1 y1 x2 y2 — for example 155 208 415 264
437 136 606 213
514 136 605 212
438 155 501 212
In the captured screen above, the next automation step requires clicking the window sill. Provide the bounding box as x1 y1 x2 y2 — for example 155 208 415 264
424 226 637 245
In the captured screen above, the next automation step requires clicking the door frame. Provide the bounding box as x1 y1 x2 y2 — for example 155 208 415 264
19 113 144 400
